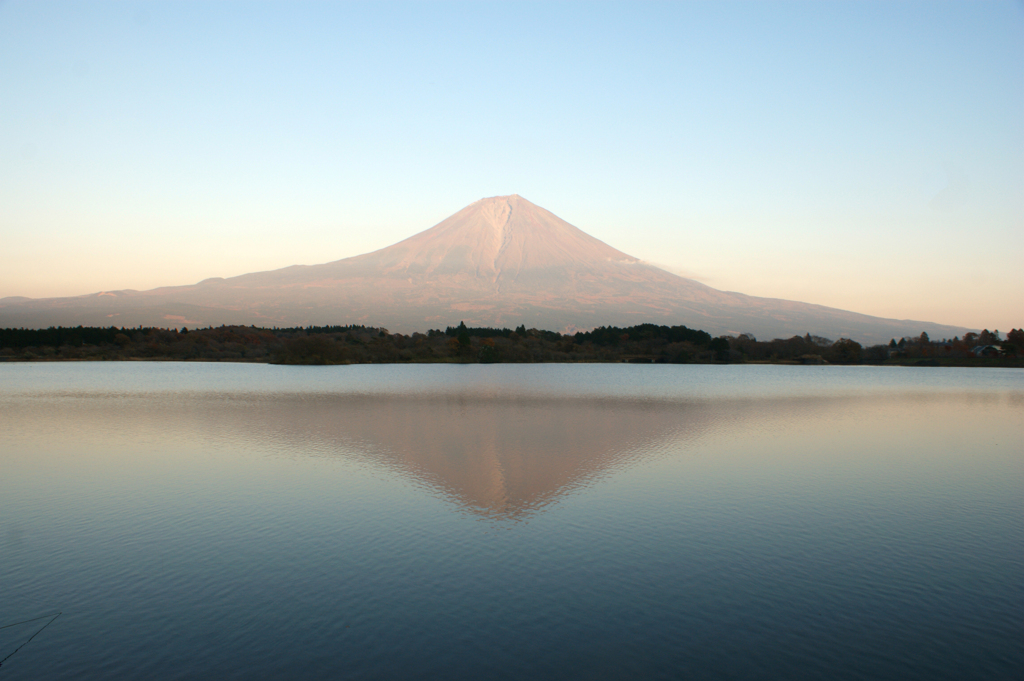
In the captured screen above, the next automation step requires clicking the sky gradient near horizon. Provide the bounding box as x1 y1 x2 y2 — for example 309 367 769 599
1 1 1022 332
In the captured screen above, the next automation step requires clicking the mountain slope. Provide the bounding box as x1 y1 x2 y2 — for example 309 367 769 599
0 195 969 344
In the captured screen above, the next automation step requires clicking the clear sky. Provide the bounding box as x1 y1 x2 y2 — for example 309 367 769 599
1 0 1021 331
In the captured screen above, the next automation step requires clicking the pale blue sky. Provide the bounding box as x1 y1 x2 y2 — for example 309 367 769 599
1 1 1022 330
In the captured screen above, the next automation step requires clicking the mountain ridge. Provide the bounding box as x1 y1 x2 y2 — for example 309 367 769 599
0 195 970 344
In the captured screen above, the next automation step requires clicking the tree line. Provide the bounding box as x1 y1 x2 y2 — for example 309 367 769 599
721 328 1023 365
1 323 1020 366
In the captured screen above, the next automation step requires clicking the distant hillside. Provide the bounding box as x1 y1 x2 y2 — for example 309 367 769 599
0 195 970 344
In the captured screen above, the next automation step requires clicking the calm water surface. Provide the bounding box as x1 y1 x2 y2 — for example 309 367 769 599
1 363 1022 679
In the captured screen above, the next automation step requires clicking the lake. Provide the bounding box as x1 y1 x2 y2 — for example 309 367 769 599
1 363 1021 680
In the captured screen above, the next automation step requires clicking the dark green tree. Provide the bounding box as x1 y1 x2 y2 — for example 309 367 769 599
978 329 998 345
827 338 863 364
709 337 730 361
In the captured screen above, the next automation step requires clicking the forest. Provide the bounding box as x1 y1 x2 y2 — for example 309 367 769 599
1 323 1021 366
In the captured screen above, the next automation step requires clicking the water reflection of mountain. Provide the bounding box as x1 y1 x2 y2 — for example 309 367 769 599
6 389 920 520
247 396 709 519
1 391 726 519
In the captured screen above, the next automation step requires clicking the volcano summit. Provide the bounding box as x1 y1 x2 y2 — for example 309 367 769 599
0 195 967 343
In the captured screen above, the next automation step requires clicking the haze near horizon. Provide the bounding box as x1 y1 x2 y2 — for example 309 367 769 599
1 1 1022 330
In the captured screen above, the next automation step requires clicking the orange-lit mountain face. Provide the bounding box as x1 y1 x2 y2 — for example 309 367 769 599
0 195 968 343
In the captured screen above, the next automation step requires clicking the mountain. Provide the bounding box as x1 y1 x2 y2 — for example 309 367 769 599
0 195 969 344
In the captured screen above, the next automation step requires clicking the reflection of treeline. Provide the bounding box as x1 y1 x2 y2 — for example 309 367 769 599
1 323 1021 366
